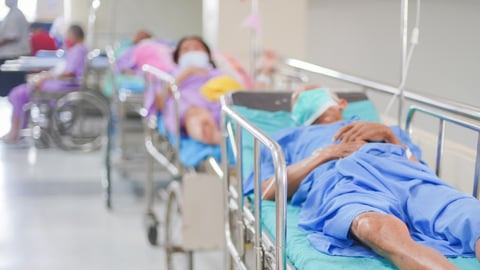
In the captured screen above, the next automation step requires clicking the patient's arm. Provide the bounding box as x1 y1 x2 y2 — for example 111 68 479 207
334 122 402 144
261 140 366 200
34 71 76 90
334 121 419 162
175 67 208 85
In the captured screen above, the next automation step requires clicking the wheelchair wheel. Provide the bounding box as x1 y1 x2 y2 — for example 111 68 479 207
32 126 51 149
51 91 109 152
165 181 193 270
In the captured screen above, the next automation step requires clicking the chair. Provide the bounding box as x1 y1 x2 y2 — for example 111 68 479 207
21 49 109 152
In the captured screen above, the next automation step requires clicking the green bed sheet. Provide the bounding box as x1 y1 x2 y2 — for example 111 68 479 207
260 200 480 270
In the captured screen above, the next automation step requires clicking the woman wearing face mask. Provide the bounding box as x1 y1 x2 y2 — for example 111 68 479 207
159 36 243 145
1 25 88 143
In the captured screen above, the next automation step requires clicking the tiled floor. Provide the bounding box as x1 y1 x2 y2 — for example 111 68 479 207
0 97 222 270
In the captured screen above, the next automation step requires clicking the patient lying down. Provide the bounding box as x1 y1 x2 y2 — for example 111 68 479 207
245 88 480 270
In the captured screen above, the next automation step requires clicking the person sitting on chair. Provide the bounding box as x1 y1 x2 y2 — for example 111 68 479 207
1 25 88 143
245 87 480 270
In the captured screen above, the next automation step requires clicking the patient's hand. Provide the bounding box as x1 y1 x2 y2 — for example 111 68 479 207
333 122 402 145
319 140 367 160
34 77 48 90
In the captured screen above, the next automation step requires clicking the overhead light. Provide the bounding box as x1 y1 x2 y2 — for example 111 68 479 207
92 0 101 10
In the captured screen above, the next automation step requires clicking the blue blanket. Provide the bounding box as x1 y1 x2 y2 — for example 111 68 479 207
157 115 221 168
261 200 480 270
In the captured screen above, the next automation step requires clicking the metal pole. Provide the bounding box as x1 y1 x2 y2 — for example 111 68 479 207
87 0 100 48
399 0 409 127
235 123 246 260
473 135 480 198
250 0 260 79
435 119 446 177
253 139 264 269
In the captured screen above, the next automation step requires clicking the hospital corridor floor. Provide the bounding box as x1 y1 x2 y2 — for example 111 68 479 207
0 98 222 270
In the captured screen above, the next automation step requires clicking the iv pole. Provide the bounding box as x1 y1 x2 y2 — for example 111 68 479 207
250 0 260 79
86 0 101 48
399 0 409 126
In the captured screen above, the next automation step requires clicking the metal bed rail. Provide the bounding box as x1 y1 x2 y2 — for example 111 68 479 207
142 64 183 178
406 106 480 198
221 94 288 270
283 58 480 123
141 64 183 246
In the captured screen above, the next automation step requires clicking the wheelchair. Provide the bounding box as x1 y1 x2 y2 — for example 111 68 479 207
20 49 109 152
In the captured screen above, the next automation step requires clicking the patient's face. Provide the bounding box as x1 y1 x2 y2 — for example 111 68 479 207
178 38 208 58
313 105 343 125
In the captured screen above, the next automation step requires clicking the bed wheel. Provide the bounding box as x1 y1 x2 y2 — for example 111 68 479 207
145 212 159 246
165 182 193 270
147 225 158 246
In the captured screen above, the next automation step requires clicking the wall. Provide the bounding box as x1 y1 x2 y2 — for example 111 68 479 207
36 0 63 21
305 0 479 195
66 0 203 48
306 0 480 108
215 0 308 74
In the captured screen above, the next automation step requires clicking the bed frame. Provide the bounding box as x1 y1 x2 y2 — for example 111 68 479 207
220 60 480 270
140 65 225 270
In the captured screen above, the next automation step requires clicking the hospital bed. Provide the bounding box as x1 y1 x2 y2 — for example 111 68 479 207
220 61 480 269
16 49 109 151
141 64 225 269
101 43 251 211
103 45 145 209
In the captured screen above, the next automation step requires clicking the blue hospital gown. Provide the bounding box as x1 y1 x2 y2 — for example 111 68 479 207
244 119 480 258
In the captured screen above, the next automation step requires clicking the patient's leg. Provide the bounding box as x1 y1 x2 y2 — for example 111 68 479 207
351 212 458 270
184 106 221 145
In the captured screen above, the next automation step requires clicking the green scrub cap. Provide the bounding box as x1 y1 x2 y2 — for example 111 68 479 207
292 88 338 125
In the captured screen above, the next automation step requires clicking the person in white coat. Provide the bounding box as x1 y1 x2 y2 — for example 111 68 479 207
0 0 30 96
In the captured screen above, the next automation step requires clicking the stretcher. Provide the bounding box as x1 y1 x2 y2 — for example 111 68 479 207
220 62 480 269
103 45 146 209
141 64 226 270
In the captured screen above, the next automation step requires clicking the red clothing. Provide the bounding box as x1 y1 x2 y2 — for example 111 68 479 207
30 30 57 56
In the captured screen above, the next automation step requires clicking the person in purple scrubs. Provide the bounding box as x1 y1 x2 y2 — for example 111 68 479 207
1 25 88 143
159 36 236 145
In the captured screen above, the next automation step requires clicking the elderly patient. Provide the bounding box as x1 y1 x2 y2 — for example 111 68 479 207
1 25 87 143
245 88 480 270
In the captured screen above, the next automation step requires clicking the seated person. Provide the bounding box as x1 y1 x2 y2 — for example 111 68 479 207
106 30 174 104
246 88 480 270
102 30 155 98
1 25 88 143
156 36 243 145
29 22 58 56
114 30 154 74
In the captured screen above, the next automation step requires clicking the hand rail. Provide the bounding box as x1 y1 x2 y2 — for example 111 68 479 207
221 93 288 270
142 64 182 177
283 58 480 122
405 106 480 197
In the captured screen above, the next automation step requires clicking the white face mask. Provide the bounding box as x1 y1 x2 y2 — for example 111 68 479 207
178 51 210 69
